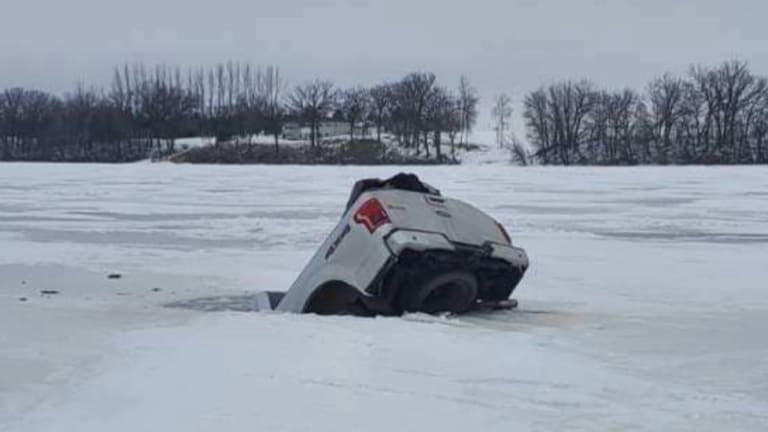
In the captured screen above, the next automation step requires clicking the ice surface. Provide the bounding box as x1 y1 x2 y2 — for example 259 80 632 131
1 163 767 431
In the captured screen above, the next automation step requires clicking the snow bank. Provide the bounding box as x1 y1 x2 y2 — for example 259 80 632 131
175 137 215 149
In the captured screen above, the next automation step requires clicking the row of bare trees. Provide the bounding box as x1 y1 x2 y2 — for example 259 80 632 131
523 60 768 165
0 63 286 161
367 73 479 160
287 73 479 160
0 63 478 162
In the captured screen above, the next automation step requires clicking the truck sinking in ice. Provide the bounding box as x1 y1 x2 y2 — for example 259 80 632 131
256 173 529 316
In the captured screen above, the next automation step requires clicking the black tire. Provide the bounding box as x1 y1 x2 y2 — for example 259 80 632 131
303 282 367 316
397 271 478 314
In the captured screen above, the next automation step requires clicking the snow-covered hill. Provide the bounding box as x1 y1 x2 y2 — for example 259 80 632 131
167 130 517 165
459 130 513 165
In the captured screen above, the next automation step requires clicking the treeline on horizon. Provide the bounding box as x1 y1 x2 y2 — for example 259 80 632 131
522 60 768 165
0 64 479 162
1 59 767 165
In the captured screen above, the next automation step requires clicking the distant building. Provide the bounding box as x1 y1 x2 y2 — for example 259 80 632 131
175 137 216 150
282 110 368 141
282 120 348 140
281 122 309 140
319 120 348 138
148 137 214 161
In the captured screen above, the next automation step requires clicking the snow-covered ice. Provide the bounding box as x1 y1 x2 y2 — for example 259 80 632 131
1 163 767 431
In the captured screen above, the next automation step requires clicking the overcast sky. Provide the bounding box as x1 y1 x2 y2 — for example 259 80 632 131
2 0 767 129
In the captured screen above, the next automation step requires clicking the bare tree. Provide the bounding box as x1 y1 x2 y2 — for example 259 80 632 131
341 86 370 142
396 72 437 154
748 89 768 163
424 86 456 160
492 93 513 148
259 66 285 152
647 74 684 162
369 84 393 142
523 89 551 163
445 98 462 161
289 80 337 148
551 81 594 164
524 81 594 165
457 76 479 144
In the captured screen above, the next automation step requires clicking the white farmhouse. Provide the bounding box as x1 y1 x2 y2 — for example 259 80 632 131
282 110 367 141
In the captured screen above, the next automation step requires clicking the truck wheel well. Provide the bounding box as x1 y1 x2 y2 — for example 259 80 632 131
302 281 364 315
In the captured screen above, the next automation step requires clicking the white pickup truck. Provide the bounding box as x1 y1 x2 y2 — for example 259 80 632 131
258 173 529 316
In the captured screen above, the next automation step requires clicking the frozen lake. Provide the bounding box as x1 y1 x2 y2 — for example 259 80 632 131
1 163 767 431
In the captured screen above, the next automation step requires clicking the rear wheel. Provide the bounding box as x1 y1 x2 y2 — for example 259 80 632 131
303 282 368 316
397 271 478 314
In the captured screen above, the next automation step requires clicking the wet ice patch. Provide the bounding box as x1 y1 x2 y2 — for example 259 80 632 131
593 229 768 244
165 294 263 312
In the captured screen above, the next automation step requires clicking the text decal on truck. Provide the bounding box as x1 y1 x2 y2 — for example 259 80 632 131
325 224 351 260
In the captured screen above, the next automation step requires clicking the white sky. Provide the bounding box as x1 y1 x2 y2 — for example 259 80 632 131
2 0 767 130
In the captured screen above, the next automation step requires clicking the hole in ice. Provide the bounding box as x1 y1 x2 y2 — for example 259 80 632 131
165 294 264 312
